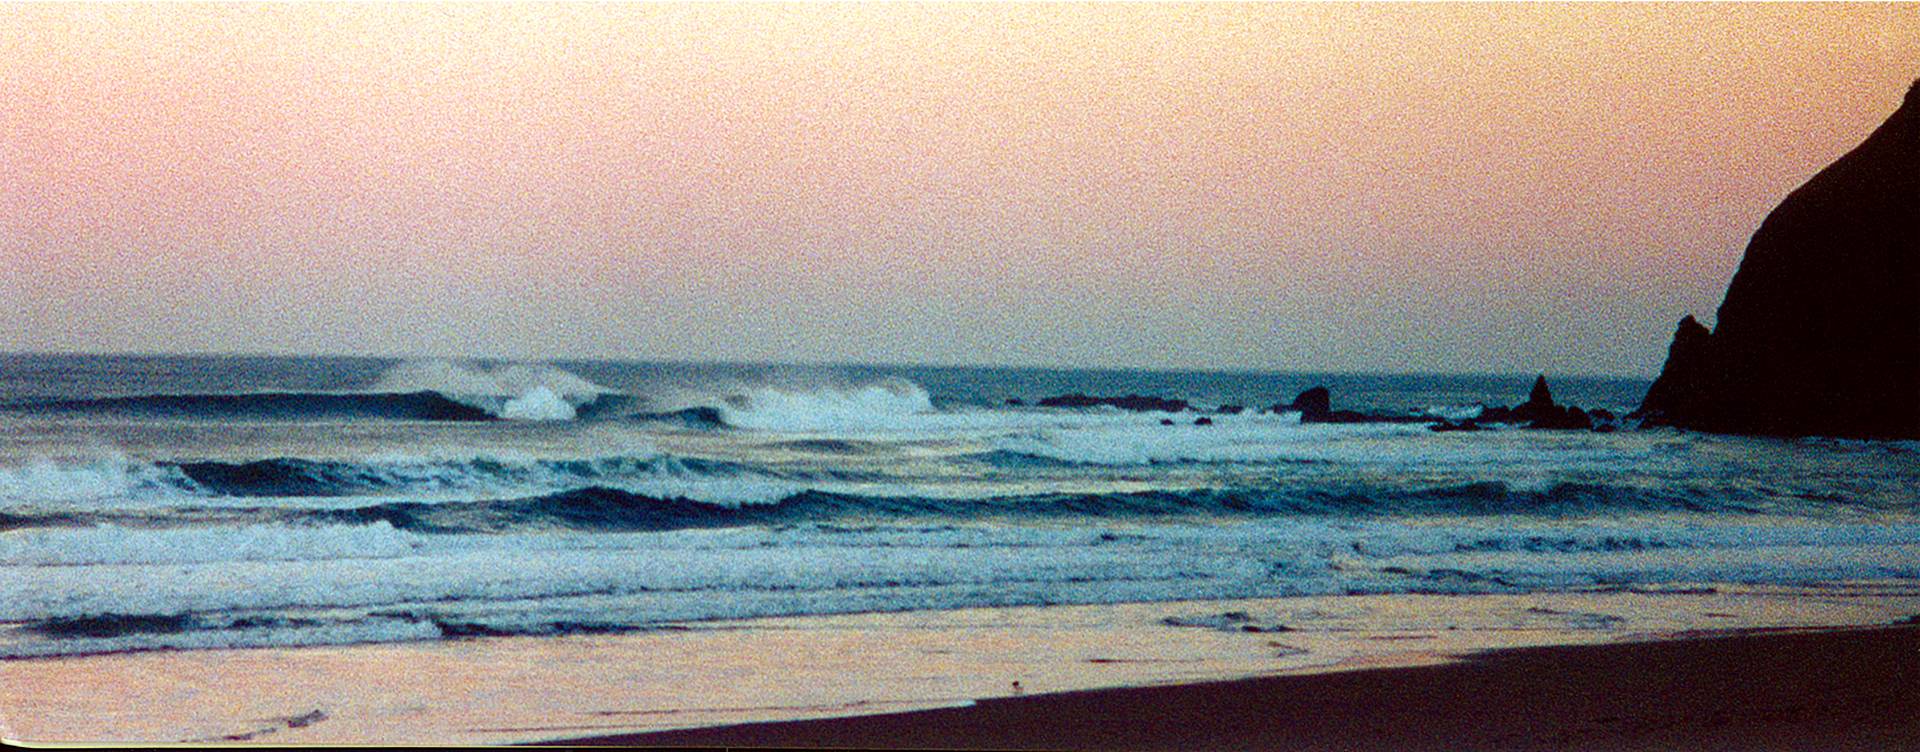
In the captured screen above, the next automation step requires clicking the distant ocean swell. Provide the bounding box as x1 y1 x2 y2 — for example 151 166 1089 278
5 391 650 423
0 382 929 429
0 362 947 428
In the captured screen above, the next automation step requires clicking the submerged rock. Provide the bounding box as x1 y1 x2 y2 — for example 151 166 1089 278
1636 81 1920 439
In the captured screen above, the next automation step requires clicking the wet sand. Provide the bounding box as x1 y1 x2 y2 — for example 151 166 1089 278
5 585 1919 746
550 623 1920 751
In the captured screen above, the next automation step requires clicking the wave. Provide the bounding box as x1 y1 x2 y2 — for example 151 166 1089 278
0 455 199 506
373 359 608 401
6 388 664 423
218 480 1766 535
163 453 802 502
985 418 1436 466
0 452 813 512
0 471 1788 534
2 360 637 423
709 377 936 432
0 521 424 567
373 360 619 422
9 515 1919 658
17 390 500 421
628 406 727 429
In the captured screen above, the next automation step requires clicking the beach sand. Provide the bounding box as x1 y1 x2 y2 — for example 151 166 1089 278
3 583 1917 746
558 622 1920 751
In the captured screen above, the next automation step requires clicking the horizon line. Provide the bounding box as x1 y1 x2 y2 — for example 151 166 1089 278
0 347 1658 383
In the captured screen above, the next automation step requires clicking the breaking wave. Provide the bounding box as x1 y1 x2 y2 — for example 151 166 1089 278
7 514 1918 658
0 453 811 512
289 479 1798 534
0 479 1785 536
372 360 616 422
0 456 199 506
3 360 633 423
710 377 936 432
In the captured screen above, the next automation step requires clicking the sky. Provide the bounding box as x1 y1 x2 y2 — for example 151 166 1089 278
2 3 1915 376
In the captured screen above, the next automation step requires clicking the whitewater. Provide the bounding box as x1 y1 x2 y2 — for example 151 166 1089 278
1 354 1917 660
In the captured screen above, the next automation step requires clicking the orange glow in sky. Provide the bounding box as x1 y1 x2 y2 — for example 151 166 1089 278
3 3 1915 374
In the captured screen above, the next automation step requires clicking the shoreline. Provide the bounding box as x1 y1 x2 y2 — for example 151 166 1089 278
4 586 1918 746
544 622 1920 750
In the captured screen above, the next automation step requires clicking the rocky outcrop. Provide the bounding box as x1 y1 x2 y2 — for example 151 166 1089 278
1636 81 1920 439
1277 387 1332 421
1513 375 1593 430
1438 375 1601 432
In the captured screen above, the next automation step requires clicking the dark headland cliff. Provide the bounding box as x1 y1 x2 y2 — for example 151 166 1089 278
1636 80 1920 439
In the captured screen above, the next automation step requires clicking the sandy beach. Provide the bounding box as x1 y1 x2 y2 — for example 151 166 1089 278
555 622 1920 751
5 583 1918 746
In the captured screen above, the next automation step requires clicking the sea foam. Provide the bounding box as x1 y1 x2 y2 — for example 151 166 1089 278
373 360 610 421
7 518 1920 657
0 456 197 508
714 378 936 432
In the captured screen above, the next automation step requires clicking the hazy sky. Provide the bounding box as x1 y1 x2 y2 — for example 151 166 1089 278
3 3 1915 375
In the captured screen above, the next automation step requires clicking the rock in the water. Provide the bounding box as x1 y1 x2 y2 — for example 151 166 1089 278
1525 375 1553 409
1267 386 1431 424
1216 404 1246 415
1636 81 1920 439
1474 375 1597 431
1279 387 1332 421
1193 416 1214 426
1005 398 1026 407
1513 374 1560 424
1527 405 1593 431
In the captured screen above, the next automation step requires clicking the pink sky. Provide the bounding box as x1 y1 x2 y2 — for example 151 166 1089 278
3 3 1915 375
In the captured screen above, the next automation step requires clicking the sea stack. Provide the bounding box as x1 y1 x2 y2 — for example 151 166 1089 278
1636 81 1920 439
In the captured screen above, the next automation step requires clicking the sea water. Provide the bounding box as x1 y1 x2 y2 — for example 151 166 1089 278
1 354 1916 659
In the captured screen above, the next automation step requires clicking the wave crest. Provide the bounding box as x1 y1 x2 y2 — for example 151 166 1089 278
709 377 936 432
374 360 612 421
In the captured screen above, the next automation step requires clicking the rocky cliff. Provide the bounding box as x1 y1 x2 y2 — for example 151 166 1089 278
1637 81 1919 439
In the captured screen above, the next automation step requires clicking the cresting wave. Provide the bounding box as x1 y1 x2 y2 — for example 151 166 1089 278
0 479 1787 535
164 455 759 498
289 480 1791 533
0 453 814 509
1 360 636 423
0 367 952 430
292 481 1773 533
710 378 935 431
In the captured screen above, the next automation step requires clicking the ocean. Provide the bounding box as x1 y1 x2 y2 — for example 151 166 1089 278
2 354 1916 661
